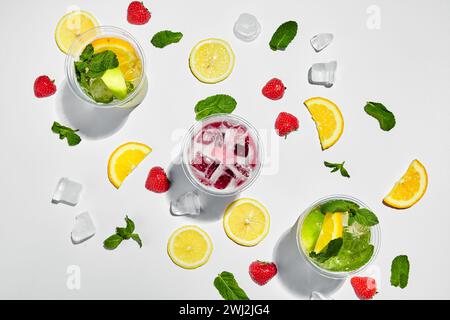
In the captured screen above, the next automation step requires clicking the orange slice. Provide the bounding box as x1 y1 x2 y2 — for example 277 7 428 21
383 159 428 209
91 37 142 82
107 142 151 189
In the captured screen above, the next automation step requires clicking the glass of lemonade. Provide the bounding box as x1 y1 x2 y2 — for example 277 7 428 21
296 195 380 279
182 114 262 196
65 26 147 109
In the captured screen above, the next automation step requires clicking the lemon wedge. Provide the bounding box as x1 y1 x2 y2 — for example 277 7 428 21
313 212 343 253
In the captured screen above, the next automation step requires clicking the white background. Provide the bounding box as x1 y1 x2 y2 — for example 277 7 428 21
0 0 449 299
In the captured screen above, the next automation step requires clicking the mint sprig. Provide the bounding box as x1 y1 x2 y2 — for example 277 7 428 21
194 94 237 120
324 161 350 178
309 238 343 263
74 44 121 103
103 215 142 250
214 271 249 300
151 30 183 48
390 255 410 288
350 208 379 227
364 101 396 131
320 199 360 214
51 121 81 146
269 21 298 51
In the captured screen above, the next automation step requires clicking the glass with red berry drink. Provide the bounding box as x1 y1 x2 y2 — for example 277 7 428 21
182 114 262 196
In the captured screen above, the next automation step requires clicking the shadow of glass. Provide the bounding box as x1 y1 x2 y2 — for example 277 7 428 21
55 80 133 140
167 156 237 222
273 227 344 299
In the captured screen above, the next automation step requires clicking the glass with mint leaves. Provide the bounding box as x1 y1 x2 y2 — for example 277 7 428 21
296 195 380 279
65 26 147 109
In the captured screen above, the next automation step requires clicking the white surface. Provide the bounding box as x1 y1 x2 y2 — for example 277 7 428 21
0 0 449 299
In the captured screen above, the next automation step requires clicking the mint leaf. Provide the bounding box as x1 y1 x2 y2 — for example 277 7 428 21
104 215 142 250
80 44 94 61
131 234 142 248
269 21 298 51
125 215 135 234
87 50 119 77
151 30 183 48
320 199 359 214
214 271 249 300
324 161 350 178
89 78 114 103
51 122 81 146
103 234 123 250
310 238 343 263
391 255 410 289
351 208 379 226
116 227 131 239
195 94 237 120
364 102 396 131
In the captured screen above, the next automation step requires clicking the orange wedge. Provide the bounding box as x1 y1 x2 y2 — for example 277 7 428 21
304 97 344 150
383 159 428 209
107 142 152 189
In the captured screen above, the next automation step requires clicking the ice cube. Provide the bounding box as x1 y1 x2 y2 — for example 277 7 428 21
198 128 223 146
233 13 261 42
308 61 337 88
310 291 333 300
170 191 201 216
52 177 83 206
310 33 333 52
71 211 96 244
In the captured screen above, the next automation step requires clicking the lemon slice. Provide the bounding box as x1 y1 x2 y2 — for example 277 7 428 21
107 142 152 189
304 97 344 150
91 37 142 82
167 225 213 269
313 212 343 253
189 38 235 83
55 10 99 54
383 159 428 209
223 198 270 247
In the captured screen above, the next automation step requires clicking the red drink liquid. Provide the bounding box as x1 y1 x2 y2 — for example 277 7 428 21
183 115 261 195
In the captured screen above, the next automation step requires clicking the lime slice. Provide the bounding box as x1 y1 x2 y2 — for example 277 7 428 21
301 209 324 252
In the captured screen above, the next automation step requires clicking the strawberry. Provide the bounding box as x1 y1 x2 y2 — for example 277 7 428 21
127 1 151 25
34 75 56 98
275 112 299 138
145 167 170 193
262 78 286 100
249 260 277 286
351 276 377 300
